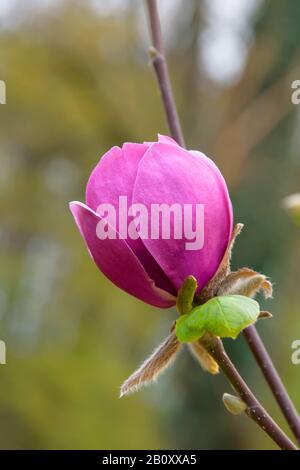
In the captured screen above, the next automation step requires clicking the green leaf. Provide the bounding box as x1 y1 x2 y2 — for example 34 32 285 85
175 295 260 343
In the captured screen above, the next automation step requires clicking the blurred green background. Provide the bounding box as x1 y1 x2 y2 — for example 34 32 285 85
0 0 299 450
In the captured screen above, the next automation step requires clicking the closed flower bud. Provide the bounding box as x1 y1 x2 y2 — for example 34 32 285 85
222 393 247 416
70 135 233 307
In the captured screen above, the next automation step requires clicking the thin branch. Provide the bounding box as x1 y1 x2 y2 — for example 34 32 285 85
200 335 298 450
145 0 185 147
244 325 300 444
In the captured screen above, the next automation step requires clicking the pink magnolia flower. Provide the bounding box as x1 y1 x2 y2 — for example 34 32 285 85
70 135 233 308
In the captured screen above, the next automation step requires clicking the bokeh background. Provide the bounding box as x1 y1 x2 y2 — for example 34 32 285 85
0 0 299 450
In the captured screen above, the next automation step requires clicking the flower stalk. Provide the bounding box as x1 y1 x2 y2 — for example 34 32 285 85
244 325 300 444
200 334 297 450
145 0 185 147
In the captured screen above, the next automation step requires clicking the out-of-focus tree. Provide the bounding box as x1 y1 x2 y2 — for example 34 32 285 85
0 0 299 449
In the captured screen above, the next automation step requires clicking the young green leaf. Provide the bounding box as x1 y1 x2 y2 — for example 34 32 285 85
175 314 203 343
176 295 260 343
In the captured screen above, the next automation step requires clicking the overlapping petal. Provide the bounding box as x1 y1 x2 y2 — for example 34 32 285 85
85 143 176 295
132 142 233 293
69 201 176 308
86 143 147 213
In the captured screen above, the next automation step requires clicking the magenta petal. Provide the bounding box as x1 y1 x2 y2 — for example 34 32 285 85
190 150 234 231
144 135 178 146
157 134 179 146
86 143 147 212
69 202 176 308
132 143 233 293
85 143 176 295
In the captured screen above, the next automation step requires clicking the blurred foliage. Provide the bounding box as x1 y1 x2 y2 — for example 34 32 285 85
0 0 299 450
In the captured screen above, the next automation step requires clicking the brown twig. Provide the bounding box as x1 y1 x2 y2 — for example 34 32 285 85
244 325 300 444
201 335 297 450
145 0 185 147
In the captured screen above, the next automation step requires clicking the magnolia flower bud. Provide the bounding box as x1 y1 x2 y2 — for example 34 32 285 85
70 135 233 306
